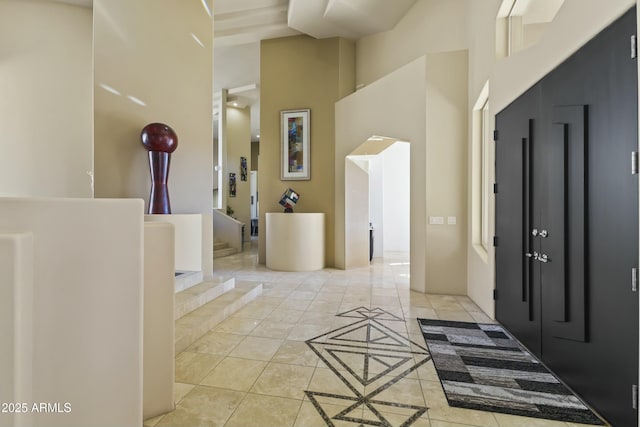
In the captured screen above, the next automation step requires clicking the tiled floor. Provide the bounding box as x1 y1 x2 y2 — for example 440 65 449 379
144 244 600 427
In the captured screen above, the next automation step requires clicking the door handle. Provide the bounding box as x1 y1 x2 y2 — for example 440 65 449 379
525 252 539 260
538 253 550 263
531 228 538 237
539 229 548 238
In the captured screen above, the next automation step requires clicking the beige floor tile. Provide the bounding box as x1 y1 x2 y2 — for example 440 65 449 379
250 362 315 399
306 366 365 399
233 304 276 320
299 310 337 325
406 307 439 319
434 310 475 322
265 309 305 323
365 377 426 413
306 300 342 313
175 352 223 385
185 331 244 356
294 401 355 427
225 393 302 427
156 386 245 427
280 298 312 310
250 320 296 339
228 336 284 361
200 357 266 391
287 323 332 341
213 316 261 335
289 290 318 300
175 382 196 404
420 380 450 408
427 405 499 427
272 340 321 366
378 411 431 426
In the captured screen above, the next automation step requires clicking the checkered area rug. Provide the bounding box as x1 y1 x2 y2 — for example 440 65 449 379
417 319 605 425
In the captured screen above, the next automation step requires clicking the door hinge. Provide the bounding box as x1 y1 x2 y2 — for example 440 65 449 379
493 183 498 194
633 267 638 292
493 289 498 300
632 151 639 175
633 384 638 410
632 35 637 59
493 236 499 247
493 130 499 141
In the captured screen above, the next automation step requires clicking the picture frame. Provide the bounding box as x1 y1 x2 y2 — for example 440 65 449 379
240 156 247 181
281 109 310 180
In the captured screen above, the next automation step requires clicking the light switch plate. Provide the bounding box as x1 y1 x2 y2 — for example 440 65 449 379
429 216 444 225
447 216 457 225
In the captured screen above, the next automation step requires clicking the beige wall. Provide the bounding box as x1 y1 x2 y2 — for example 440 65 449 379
356 0 468 87
226 106 252 230
259 35 355 266
0 1 93 198
94 0 213 215
425 50 468 295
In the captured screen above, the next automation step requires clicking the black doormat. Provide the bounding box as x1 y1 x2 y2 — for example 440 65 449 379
417 319 605 425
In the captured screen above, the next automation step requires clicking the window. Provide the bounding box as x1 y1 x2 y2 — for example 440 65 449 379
472 81 491 261
496 0 565 58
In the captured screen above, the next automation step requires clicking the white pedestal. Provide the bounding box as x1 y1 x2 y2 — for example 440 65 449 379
265 213 325 271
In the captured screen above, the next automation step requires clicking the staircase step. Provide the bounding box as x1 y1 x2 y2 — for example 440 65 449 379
174 277 235 320
213 247 238 258
174 282 262 354
174 271 204 293
213 241 228 251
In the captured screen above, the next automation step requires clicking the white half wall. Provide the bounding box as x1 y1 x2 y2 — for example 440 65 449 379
0 198 144 427
145 214 212 276
143 222 175 420
0 233 33 427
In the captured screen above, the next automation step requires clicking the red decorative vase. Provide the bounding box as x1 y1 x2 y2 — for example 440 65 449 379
141 123 178 214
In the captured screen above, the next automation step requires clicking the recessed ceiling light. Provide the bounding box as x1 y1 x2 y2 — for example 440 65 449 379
233 102 238 107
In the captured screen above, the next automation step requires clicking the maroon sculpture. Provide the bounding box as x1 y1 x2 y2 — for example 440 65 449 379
141 123 178 214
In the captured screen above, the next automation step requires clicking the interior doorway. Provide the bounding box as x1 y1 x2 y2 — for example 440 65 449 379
345 136 410 268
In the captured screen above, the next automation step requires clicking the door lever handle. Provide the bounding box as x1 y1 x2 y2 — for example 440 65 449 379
525 252 539 260
538 254 550 263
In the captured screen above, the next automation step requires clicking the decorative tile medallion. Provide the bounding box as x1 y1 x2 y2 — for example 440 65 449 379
305 307 431 427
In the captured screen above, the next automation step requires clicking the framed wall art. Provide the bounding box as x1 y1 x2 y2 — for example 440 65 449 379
281 108 310 180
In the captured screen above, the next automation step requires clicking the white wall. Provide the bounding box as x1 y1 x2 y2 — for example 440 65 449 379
345 158 371 268
0 1 93 198
335 58 427 291
356 0 468 87
0 198 144 427
382 142 411 252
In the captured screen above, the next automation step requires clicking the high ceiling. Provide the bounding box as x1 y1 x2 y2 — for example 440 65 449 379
52 0 418 138
214 0 418 139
